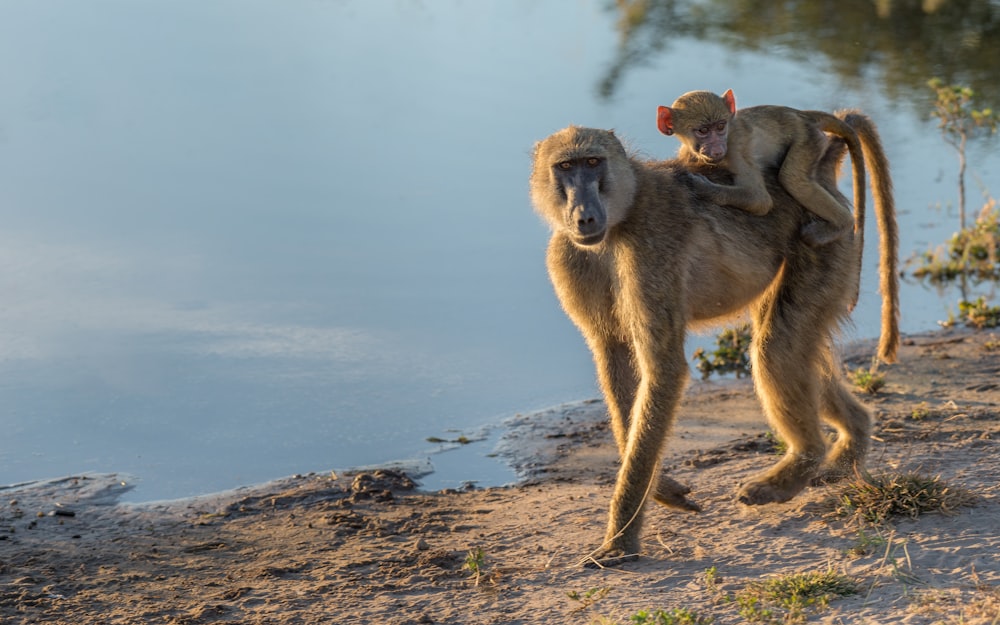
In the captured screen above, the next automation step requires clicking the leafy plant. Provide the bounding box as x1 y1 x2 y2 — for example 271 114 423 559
692 325 751 380
909 402 933 421
849 366 886 394
927 78 999 231
464 547 485 586
958 296 1000 329
735 570 858 623
764 431 788 456
628 608 713 625
703 566 721 595
567 586 610 611
911 199 1000 283
983 333 1000 351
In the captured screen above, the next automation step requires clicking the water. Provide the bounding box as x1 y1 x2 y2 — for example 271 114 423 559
0 0 998 502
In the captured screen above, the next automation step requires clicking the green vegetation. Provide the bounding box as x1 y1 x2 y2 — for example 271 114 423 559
567 586 611 611
983 333 1000 351
692 325 751 380
911 200 1000 284
957 296 1000 329
927 78 999 231
464 547 485 586
909 401 933 421
734 570 858 624
848 366 886 394
826 472 976 527
910 80 1000 328
627 608 713 625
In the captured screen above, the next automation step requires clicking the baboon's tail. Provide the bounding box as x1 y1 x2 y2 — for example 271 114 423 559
838 109 900 364
809 111 868 256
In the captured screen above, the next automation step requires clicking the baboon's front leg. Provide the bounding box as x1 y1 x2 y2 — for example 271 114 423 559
588 336 690 567
591 337 638 454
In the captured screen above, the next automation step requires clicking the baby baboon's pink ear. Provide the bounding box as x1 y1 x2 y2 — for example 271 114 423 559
722 89 737 114
656 106 675 136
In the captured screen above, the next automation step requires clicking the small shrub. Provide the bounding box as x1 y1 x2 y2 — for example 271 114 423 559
567 586 610 610
849 366 886 394
982 333 1000 351
911 200 1000 283
909 402 932 421
628 608 713 625
735 570 857 623
927 78 999 231
464 547 485 586
692 325 751 380
764 430 788 456
703 566 721 595
826 472 976 527
958 296 1000 329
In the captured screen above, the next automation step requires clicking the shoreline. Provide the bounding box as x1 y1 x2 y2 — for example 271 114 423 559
4 327 1000 624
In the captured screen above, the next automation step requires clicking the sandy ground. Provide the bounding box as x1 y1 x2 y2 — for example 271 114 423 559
3 327 1000 624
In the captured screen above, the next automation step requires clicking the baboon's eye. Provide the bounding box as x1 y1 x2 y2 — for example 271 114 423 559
557 161 573 170
586 157 601 167
716 121 727 132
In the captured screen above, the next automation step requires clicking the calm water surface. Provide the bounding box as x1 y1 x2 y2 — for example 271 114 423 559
0 1 997 501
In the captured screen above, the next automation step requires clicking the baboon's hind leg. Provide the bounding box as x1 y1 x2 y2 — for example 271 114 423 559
739 243 854 505
740 299 827 505
813 344 872 484
780 134 854 246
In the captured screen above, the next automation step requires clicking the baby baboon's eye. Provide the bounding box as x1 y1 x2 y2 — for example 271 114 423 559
557 161 573 170
716 121 727 132
586 157 601 167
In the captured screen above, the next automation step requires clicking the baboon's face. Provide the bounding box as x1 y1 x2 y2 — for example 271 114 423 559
530 128 635 247
657 90 735 164
550 155 610 246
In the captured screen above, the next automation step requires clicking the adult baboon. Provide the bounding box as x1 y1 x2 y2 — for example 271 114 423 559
529 122 898 567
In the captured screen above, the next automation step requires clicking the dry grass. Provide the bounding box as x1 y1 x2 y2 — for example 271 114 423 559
825 472 977 527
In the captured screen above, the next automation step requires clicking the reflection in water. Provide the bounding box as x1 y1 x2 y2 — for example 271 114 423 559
0 1 997 502
601 0 1000 106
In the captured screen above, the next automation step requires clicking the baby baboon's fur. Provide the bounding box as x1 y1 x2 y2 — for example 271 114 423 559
529 123 898 566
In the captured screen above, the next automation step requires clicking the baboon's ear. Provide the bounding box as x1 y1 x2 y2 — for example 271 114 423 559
722 89 737 114
656 106 675 136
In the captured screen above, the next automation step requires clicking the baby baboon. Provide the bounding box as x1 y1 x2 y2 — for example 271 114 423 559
657 89 866 246
529 124 898 567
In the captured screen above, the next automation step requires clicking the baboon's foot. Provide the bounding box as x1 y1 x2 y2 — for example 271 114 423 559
737 456 819 505
801 219 850 247
810 442 868 486
653 476 702 512
811 457 866 486
581 546 640 569
810 464 855 486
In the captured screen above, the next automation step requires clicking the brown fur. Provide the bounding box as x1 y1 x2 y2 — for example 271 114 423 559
658 90 865 247
529 125 899 566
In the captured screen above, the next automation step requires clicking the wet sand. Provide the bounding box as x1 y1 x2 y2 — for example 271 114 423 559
2 328 1000 624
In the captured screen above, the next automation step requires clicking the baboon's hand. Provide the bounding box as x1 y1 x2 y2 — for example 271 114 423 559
684 172 722 200
801 218 852 247
653 476 702 512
